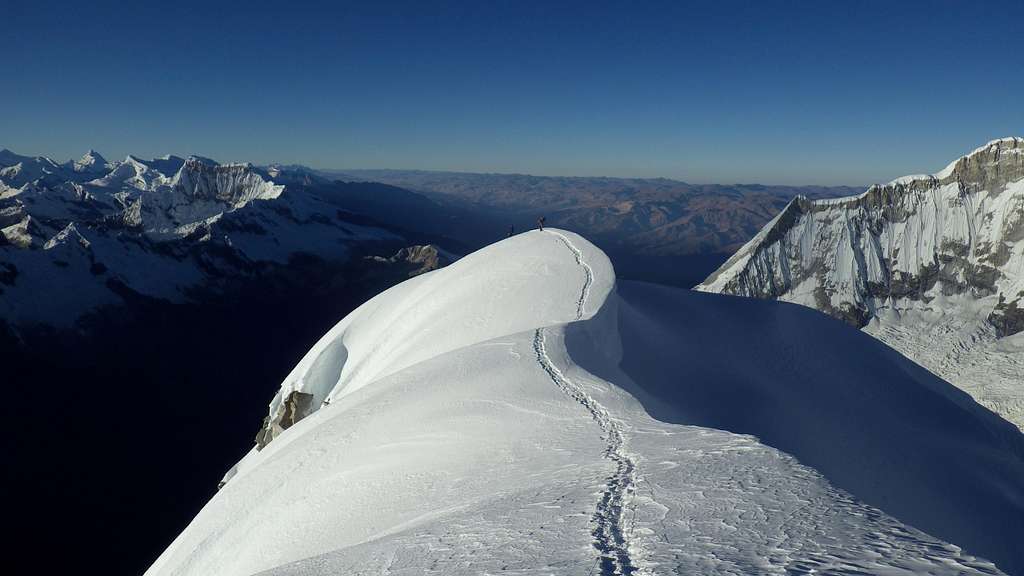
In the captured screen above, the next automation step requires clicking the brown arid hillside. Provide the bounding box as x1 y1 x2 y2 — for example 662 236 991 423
332 169 860 257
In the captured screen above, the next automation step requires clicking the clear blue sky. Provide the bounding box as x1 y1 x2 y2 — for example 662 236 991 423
3 0 1022 185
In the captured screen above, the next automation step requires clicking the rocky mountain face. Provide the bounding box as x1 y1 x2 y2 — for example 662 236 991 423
698 138 1024 430
365 244 455 277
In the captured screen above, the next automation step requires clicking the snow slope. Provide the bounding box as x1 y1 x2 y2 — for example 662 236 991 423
148 230 1024 576
697 138 1024 431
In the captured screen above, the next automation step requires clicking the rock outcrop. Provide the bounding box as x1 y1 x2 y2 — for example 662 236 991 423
366 244 454 277
255 391 315 450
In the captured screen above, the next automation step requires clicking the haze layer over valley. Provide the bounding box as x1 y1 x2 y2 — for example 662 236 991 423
332 169 859 286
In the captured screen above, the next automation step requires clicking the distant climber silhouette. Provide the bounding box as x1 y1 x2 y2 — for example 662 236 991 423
537 216 546 231
507 225 515 238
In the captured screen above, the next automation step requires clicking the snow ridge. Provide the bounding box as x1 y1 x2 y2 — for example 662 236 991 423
549 230 594 319
534 231 639 576
144 230 1024 576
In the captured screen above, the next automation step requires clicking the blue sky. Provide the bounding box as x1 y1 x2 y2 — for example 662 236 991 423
3 0 1022 185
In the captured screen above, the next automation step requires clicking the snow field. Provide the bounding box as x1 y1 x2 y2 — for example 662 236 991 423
148 230 1022 576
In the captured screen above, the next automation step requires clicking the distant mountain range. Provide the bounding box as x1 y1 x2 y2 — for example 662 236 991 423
329 168 861 256
699 137 1024 431
0 149 467 330
0 147 863 332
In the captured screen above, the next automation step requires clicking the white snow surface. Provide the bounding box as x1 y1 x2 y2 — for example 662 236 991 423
147 230 1024 576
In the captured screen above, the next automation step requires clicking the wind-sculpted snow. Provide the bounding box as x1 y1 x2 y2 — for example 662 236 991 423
534 327 638 575
864 316 1024 432
149 230 1024 576
255 230 615 446
575 283 1024 574
549 230 594 319
698 137 1024 431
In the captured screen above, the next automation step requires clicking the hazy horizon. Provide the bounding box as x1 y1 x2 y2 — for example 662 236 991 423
12 138 1024 188
4 1 1022 185
2 142 877 187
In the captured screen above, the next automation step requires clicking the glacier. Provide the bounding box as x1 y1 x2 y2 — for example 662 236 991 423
698 137 1024 431
148 230 1024 576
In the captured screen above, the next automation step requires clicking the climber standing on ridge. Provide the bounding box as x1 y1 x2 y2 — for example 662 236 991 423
537 216 546 231
507 224 515 238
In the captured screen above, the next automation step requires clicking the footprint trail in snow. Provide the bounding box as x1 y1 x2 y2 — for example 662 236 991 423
535 230 638 576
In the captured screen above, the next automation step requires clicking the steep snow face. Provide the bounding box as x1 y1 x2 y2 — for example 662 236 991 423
148 230 1024 576
0 149 397 327
170 159 283 206
84 156 285 236
135 159 285 237
697 137 1024 430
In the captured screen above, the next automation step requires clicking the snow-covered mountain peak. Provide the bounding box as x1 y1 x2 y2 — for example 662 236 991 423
185 154 219 165
0 146 405 327
942 136 1024 172
700 137 1024 318
43 222 90 251
877 137 1024 190
698 137 1024 431
89 155 164 190
933 136 1024 192
0 148 30 166
70 150 109 173
150 229 1024 576
168 158 283 209
254 229 613 447
122 154 145 166
0 151 65 187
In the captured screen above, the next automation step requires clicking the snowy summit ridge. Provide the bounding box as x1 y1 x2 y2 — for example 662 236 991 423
149 230 1024 576
698 137 1024 430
